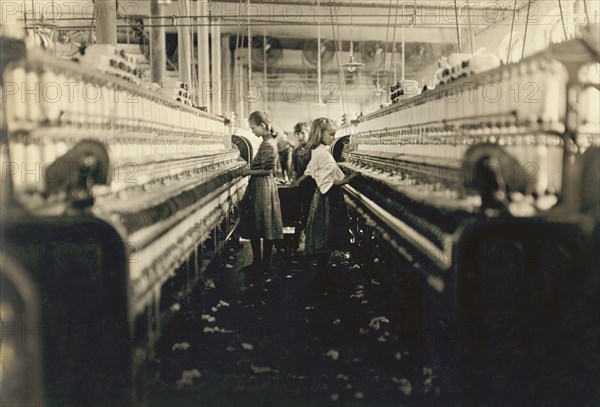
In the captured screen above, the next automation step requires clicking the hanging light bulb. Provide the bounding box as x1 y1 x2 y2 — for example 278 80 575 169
344 55 363 73
342 45 364 73
341 2 364 73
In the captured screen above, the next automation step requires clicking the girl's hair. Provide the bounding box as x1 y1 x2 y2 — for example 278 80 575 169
293 122 308 134
307 118 336 149
248 111 277 138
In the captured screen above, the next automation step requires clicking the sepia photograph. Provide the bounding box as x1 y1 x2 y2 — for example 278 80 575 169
0 0 598 406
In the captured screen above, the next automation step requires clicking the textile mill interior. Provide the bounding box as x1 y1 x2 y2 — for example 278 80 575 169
1 0 599 406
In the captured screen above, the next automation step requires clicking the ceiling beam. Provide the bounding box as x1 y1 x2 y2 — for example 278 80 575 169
19 0 489 43
219 24 458 43
212 0 515 12
132 0 478 42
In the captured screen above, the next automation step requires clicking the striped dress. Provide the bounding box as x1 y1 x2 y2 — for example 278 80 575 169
238 137 284 240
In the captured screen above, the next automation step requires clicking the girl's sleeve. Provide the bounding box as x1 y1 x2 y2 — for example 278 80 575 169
306 149 338 194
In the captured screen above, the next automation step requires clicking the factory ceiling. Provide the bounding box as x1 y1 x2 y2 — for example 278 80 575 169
149 0 521 43
18 0 529 44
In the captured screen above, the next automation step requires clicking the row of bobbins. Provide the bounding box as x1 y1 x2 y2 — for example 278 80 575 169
361 57 570 138
4 61 226 133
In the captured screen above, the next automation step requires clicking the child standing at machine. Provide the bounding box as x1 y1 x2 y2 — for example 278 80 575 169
291 121 316 249
293 118 359 288
275 127 295 181
238 111 283 272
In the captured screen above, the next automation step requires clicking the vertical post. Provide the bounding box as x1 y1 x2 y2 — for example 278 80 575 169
198 0 211 108
560 79 583 212
263 29 268 111
317 0 322 104
467 4 475 54
401 26 405 81
95 0 117 46
150 0 165 85
236 49 246 124
247 0 252 113
179 0 192 87
222 35 232 115
211 18 222 115
392 41 396 85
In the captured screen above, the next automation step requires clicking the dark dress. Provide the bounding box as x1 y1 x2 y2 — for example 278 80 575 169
276 135 291 177
304 145 350 254
292 143 317 231
238 138 283 240
304 184 349 254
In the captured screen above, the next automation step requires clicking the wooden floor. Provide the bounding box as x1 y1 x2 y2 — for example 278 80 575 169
147 239 433 406
146 238 595 407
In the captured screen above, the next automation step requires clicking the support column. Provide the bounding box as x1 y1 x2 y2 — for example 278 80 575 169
95 0 117 46
235 49 246 125
150 0 165 85
178 0 192 87
210 19 222 115
466 4 475 54
222 35 233 118
198 0 211 108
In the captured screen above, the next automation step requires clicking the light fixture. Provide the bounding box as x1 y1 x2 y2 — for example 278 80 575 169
342 53 364 73
341 0 364 73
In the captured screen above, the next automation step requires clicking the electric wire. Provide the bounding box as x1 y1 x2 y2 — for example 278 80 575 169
380 0 394 103
507 0 518 63
558 0 568 40
583 0 590 24
453 0 461 52
390 0 400 90
328 0 346 117
521 0 532 60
